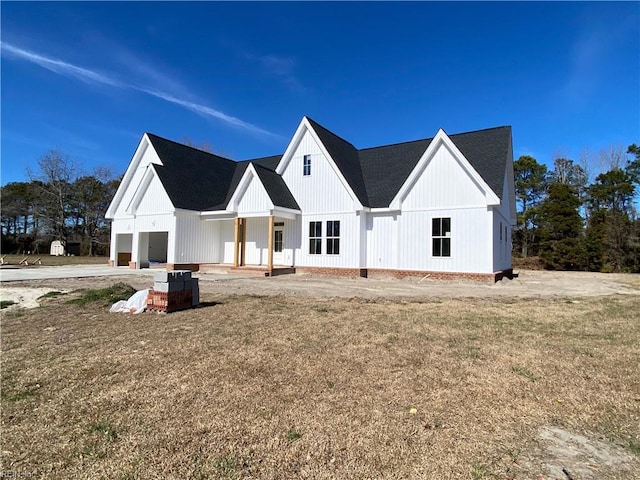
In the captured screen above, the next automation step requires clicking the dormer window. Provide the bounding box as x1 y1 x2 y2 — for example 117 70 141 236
303 154 311 176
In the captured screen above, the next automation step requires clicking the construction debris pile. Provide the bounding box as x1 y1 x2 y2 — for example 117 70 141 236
147 270 199 313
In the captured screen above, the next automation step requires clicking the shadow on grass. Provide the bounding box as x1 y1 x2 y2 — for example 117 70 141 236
196 301 223 308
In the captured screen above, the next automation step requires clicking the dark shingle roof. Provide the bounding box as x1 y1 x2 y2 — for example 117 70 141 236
253 164 300 210
306 118 369 206
359 138 432 207
358 126 512 207
248 155 282 171
147 133 238 211
449 126 511 203
145 122 511 212
146 134 296 211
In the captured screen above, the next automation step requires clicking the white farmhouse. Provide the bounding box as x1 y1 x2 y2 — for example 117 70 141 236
106 116 516 281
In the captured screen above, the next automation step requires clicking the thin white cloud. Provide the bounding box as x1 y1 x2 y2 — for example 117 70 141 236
1 42 124 87
140 88 278 138
0 41 277 138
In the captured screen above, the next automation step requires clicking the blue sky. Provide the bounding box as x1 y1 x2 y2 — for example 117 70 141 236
1 1 639 186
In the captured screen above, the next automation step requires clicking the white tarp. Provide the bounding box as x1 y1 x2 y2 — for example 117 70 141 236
109 289 149 314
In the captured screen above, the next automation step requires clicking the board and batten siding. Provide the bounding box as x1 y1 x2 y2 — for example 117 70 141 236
135 174 174 215
280 130 355 213
296 213 360 268
395 208 493 273
401 144 487 211
366 214 398 269
174 214 222 264
117 213 175 266
492 170 514 272
113 143 163 217
219 217 299 266
235 173 272 216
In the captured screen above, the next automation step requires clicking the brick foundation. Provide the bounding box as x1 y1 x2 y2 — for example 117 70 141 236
167 263 200 272
128 261 137 269
297 267 514 283
295 267 366 278
108 260 115 267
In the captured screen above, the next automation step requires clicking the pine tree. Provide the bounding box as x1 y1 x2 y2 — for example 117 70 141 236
537 183 585 270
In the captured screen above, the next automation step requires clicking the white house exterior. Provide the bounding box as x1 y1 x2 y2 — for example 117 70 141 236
106 117 516 281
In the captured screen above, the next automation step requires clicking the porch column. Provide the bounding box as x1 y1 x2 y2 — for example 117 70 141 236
240 218 247 267
233 218 240 267
268 215 274 271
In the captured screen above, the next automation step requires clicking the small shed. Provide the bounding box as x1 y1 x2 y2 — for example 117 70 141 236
50 240 65 256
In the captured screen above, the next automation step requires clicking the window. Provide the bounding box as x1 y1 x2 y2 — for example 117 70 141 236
309 221 321 254
274 230 283 253
432 217 451 257
303 154 311 176
326 220 340 255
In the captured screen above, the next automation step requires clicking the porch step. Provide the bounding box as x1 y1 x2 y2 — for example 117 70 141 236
228 266 296 277
198 264 232 274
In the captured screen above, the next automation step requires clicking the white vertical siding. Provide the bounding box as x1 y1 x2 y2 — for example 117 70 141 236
236 174 273 215
402 144 486 210
221 220 235 264
396 208 493 273
358 213 367 267
136 174 174 214
366 214 397 269
295 213 360 268
281 130 354 213
219 217 300 266
174 214 222 264
244 217 268 265
114 145 163 217
133 214 174 232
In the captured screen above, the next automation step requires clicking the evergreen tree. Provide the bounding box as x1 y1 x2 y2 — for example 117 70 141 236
513 155 547 257
537 183 585 270
587 169 636 272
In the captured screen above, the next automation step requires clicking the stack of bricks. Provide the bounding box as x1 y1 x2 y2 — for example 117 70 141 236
147 270 200 313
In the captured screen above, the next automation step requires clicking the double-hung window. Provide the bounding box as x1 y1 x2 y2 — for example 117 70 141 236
309 221 322 254
303 155 311 176
432 217 451 257
326 220 340 255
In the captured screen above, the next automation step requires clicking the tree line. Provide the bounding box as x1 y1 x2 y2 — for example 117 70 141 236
1 150 119 256
514 144 640 272
2 144 639 270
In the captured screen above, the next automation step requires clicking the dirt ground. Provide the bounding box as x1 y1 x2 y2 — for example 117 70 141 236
1 271 639 479
2 269 639 307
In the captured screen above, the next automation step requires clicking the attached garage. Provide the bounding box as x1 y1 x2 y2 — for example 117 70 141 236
115 233 133 266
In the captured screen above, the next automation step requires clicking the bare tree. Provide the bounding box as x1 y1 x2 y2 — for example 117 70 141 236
27 150 80 248
599 145 626 171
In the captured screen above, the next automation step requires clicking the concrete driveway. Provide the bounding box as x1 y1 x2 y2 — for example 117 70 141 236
0 265 157 282
0 265 253 283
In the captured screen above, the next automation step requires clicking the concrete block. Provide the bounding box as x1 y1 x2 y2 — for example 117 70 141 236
168 270 192 282
191 278 199 306
154 270 170 282
183 279 192 290
154 280 184 292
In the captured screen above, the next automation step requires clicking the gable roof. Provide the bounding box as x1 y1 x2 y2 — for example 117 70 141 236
253 164 300 210
359 126 512 207
140 121 511 213
449 126 512 203
306 118 369 206
147 133 238 211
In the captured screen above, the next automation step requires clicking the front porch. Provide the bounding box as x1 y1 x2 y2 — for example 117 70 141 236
197 263 296 277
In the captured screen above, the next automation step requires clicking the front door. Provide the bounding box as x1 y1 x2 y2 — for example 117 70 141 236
273 226 284 265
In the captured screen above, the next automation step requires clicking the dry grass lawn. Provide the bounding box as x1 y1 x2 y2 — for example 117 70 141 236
2 289 639 479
